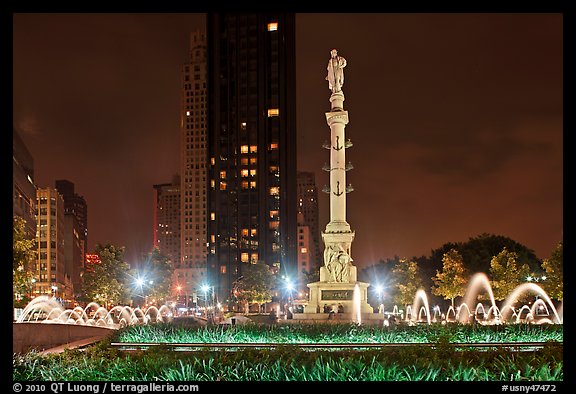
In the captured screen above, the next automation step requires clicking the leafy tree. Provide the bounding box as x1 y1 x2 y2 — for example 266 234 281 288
431 248 469 307
541 241 562 301
138 247 173 304
80 243 131 308
428 233 541 276
13 216 36 307
391 259 425 308
489 247 531 300
235 261 276 313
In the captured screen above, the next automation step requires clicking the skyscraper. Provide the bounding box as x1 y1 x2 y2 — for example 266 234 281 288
207 13 297 303
297 171 321 270
178 31 209 299
13 128 36 240
55 179 88 297
35 188 71 302
153 175 181 268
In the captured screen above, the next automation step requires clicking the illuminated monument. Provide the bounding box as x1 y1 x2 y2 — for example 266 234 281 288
299 49 374 318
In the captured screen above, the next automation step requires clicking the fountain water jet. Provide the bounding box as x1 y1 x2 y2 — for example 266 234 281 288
353 284 361 324
410 289 431 325
16 295 174 328
460 273 499 323
500 283 562 324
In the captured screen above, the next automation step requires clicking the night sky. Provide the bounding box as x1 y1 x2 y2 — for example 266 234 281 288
12 13 563 268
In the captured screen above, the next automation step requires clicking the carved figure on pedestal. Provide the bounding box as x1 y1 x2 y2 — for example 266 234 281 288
326 49 347 93
324 243 352 283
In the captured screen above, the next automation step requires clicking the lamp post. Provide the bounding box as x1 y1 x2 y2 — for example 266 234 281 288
29 278 36 300
285 278 294 318
201 284 210 319
375 285 384 314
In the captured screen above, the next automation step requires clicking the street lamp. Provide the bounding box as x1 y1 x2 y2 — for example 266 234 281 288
201 284 210 318
285 278 294 318
375 285 384 314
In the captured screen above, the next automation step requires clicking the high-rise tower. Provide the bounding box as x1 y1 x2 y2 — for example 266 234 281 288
207 13 297 304
178 31 209 299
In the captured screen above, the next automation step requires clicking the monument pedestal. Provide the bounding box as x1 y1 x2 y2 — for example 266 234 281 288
303 266 373 315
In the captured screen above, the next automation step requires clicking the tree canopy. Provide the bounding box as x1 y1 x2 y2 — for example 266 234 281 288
80 243 131 308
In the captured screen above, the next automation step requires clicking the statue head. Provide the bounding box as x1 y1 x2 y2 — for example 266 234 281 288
330 49 338 58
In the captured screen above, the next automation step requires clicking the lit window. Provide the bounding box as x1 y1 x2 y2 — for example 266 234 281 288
250 181 257 189
269 221 279 229
220 265 227 274
251 253 258 263
249 169 257 176
220 170 226 179
300 247 308 254
250 229 257 237
186 111 191 116
210 180 215 189
240 145 249 154
241 253 249 262
269 143 278 150
241 181 249 189
241 157 249 165
267 22 278 31
249 145 258 153
210 212 215 221
211 157 215 165
241 169 249 177
219 182 227 191
211 235 215 242
250 157 257 165
269 187 280 196
241 228 249 236
269 210 279 218
241 122 247 130
267 108 279 117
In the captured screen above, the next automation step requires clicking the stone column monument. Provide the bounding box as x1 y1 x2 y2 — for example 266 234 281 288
300 49 374 318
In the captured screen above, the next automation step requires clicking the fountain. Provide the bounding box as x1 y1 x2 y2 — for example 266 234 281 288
353 284 361 324
376 273 562 326
500 283 562 324
16 295 174 329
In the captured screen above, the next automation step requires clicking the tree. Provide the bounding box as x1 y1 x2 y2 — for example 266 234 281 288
235 261 276 313
391 259 425 308
428 233 541 276
80 243 131 308
431 248 469 307
139 247 173 304
13 216 36 307
489 247 531 300
541 241 562 301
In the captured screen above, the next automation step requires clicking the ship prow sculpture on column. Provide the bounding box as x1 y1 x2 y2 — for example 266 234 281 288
296 49 375 321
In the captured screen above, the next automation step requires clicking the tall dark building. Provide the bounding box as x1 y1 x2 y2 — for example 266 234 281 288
153 175 181 273
55 180 88 299
297 171 321 270
207 13 297 303
13 128 36 240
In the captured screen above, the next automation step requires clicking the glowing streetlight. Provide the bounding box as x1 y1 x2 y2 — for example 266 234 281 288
201 284 211 318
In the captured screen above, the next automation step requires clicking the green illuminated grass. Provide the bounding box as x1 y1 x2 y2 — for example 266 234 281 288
13 322 563 381
116 321 563 344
